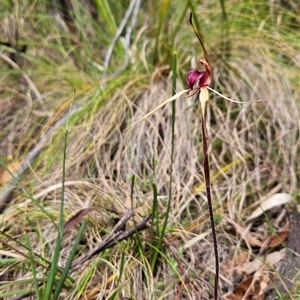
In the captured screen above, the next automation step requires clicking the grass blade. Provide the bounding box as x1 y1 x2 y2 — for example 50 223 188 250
0 159 56 225
24 232 42 300
153 0 170 63
53 218 88 299
93 0 117 35
0 230 75 284
151 51 178 273
43 95 74 299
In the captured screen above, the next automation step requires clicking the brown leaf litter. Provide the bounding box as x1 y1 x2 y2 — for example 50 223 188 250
221 200 300 300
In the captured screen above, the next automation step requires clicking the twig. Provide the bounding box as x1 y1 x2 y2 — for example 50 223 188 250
103 208 134 241
104 214 150 249
71 213 151 268
10 214 151 300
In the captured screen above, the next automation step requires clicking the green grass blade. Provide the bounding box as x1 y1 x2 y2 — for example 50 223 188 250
1 288 35 298
153 0 170 63
42 138 67 298
150 182 159 272
218 0 227 21
130 174 135 215
93 0 117 35
118 250 126 285
53 218 88 299
65 258 101 300
24 232 42 300
0 159 56 226
152 182 159 236
151 51 177 273
43 96 74 299
146 242 183 281
0 230 75 284
108 248 127 300
171 52 177 96
218 0 231 59
130 174 146 261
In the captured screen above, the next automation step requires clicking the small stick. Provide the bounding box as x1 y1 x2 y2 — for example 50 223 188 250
71 213 151 267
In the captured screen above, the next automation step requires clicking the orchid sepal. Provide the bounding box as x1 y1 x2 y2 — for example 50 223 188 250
126 89 189 130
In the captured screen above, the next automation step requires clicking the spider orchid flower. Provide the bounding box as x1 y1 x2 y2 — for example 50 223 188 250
187 59 212 117
187 59 211 90
127 12 251 131
126 57 247 130
186 58 251 116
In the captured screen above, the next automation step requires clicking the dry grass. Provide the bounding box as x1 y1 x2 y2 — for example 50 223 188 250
1 1 299 299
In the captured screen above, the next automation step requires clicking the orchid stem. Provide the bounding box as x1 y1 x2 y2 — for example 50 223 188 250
201 113 219 300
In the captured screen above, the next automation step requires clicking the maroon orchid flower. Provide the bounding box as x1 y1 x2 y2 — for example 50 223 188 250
185 12 213 116
187 59 211 90
186 58 211 116
127 12 246 130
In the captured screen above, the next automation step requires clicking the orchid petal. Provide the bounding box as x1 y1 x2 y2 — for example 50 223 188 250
187 59 211 90
127 89 189 129
207 87 265 104
187 69 204 89
199 87 209 117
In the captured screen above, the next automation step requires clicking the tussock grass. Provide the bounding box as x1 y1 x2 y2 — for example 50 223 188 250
1 0 299 299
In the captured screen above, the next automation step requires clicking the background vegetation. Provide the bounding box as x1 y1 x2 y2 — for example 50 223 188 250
1 0 299 299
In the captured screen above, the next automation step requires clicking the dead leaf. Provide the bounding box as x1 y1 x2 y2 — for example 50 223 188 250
234 276 254 298
64 207 93 232
251 274 270 300
261 225 290 248
224 216 263 247
222 250 249 277
238 258 264 275
223 273 271 300
223 276 254 300
236 248 286 275
263 248 286 267
246 193 292 223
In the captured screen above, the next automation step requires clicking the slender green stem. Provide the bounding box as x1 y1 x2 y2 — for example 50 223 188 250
152 183 159 236
53 218 88 299
25 232 42 300
163 51 177 235
43 127 68 299
94 0 117 35
162 52 177 234
153 0 170 64
44 93 74 299
201 114 219 300
0 230 75 283
150 52 177 273
131 174 144 254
